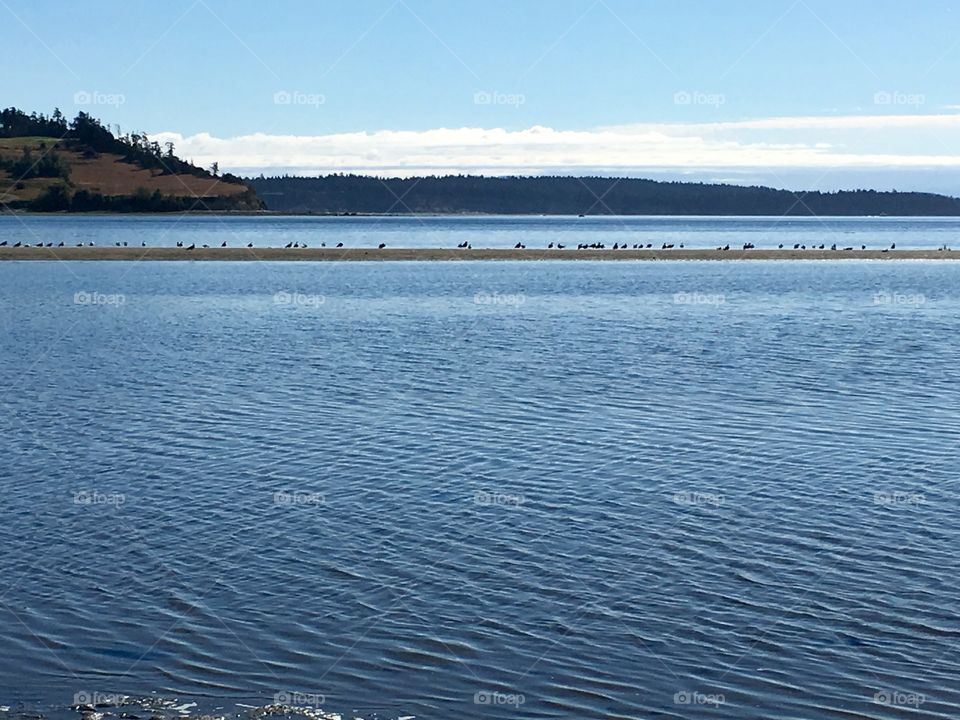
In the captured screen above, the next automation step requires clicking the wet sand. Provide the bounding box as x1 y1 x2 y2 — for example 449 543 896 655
0 246 957 261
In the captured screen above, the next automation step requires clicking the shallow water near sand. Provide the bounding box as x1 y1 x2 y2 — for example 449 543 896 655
3 214 960 250
1 253 960 719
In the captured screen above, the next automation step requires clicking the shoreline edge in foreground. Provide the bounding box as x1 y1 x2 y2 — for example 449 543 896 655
0 247 959 261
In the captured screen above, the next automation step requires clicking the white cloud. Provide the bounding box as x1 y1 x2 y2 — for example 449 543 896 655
150 113 960 178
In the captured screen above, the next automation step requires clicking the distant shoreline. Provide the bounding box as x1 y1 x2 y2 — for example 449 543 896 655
7 210 960 219
2 247 957 261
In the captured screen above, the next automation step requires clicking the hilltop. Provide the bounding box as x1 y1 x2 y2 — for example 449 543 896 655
0 108 261 212
249 174 960 216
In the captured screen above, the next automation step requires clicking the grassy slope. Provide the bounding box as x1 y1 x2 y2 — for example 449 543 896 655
0 136 248 206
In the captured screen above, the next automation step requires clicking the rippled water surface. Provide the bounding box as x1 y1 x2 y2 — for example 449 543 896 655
3 214 960 249
2 254 960 719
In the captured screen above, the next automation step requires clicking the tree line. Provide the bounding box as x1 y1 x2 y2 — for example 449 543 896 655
248 174 960 216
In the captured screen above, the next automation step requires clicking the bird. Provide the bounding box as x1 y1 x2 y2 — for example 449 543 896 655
123 242 128 247
187 243 195 250
548 242 554 249
794 243 800 249
557 244 565 249
336 242 343 248
13 242 21 247
514 242 523 249
247 242 253 248
176 241 183 247
141 242 146 247
221 241 227 248
202 244 210 248
861 244 866 250
778 243 783 249
0 241 6 246
891 243 896 250
58 242 64 247
115 242 121 247
378 243 386 249
285 242 293 248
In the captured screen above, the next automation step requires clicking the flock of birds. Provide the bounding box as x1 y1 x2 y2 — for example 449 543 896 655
0 240 951 252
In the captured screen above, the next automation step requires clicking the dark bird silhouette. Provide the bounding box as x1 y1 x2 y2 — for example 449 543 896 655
778 243 783 249
247 242 254 248
187 243 195 250
285 242 293 248
378 243 386 249
13 242 21 247
141 242 146 247
57 242 64 247
0 241 6 246
891 243 896 250
123 242 128 247
221 241 227 248
557 244 565 249
336 242 344 248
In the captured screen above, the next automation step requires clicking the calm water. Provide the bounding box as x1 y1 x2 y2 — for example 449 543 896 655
2 244 960 719
2 214 960 250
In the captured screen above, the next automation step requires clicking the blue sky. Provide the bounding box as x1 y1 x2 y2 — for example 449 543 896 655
4 0 960 190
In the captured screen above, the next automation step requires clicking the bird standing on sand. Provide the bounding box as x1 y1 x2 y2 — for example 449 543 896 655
187 243 195 250
0 241 6 246
221 241 227 247
378 243 386 249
